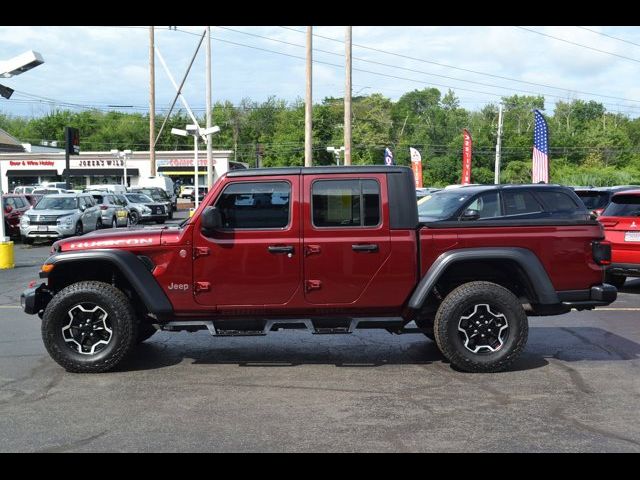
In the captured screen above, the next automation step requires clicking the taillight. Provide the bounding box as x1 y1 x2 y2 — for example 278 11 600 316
592 240 611 265
100 205 109 210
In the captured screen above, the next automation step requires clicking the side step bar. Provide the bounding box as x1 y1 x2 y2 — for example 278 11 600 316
160 318 420 337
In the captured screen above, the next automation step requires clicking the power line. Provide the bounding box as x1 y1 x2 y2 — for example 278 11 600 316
278 26 640 105
514 26 640 64
576 26 640 49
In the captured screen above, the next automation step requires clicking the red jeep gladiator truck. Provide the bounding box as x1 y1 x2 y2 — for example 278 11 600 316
21 166 616 373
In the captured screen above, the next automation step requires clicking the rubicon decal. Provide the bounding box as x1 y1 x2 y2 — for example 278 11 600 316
69 238 154 249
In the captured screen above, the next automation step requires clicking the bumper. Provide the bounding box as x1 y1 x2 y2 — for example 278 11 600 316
21 283 52 315
607 263 640 277
140 214 168 222
557 284 618 310
20 225 74 239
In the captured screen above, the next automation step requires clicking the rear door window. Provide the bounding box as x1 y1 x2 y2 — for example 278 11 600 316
502 190 544 217
312 179 380 228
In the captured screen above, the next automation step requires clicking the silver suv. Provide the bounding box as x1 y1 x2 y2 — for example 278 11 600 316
116 193 168 225
20 193 102 244
87 191 129 228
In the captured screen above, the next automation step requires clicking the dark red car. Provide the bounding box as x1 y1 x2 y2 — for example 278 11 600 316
21 167 616 374
2 194 31 238
23 194 43 207
598 189 640 288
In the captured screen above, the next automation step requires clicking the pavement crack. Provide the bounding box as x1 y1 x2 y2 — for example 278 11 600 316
35 430 109 453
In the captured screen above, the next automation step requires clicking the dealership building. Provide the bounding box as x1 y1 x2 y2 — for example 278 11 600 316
0 149 241 193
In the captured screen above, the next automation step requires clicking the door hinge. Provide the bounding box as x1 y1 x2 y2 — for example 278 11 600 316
305 244 321 256
194 282 211 293
305 279 322 292
194 247 210 259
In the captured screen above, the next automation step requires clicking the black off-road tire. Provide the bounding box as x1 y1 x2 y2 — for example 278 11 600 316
433 281 528 373
41 281 138 373
605 272 626 290
136 323 157 344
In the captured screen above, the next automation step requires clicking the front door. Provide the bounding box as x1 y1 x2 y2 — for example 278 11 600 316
302 175 391 305
193 177 301 308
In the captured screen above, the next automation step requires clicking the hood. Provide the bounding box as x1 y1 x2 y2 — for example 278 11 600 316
54 227 165 252
28 209 76 217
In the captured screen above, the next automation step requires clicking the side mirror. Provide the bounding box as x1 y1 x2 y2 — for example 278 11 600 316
79 204 86 212
201 206 222 232
460 208 480 221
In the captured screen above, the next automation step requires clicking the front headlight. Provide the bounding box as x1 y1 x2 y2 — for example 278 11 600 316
21 216 30 226
57 215 74 226
141 206 152 214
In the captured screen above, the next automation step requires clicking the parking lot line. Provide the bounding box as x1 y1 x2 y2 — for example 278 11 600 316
594 307 640 311
0 306 20 309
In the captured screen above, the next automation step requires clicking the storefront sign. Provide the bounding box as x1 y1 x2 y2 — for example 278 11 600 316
8 160 56 168
71 158 125 168
157 158 216 167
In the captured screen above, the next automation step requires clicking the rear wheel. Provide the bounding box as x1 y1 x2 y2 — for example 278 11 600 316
433 281 528 373
41 281 138 373
605 273 626 290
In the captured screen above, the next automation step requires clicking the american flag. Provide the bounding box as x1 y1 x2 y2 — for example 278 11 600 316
532 109 549 183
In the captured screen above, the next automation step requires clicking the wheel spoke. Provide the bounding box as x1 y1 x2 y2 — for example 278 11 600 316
62 304 112 355
457 304 509 354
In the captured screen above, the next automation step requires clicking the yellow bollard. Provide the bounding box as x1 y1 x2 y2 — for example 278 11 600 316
0 241 15 270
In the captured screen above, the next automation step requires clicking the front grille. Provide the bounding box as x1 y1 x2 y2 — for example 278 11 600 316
28 215 60 225
146 204 165 215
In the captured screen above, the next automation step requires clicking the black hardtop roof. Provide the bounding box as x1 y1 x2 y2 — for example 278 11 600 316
226 166 412 177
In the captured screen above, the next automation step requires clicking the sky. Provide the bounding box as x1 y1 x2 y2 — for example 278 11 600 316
1 25 640 119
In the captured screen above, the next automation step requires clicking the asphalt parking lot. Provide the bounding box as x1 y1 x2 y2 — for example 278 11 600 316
1 219 639 452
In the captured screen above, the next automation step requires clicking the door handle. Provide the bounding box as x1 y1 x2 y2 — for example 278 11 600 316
268 245 294 254
352 244 378 252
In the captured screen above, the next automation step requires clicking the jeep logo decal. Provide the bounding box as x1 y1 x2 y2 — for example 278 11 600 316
167 283 189 291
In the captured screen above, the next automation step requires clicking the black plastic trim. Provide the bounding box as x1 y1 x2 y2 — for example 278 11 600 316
44 249 174 321
560 284 617 308
387 170 419 229
227 166 412 177
408 247 559 310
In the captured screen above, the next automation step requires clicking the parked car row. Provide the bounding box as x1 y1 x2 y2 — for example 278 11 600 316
2 189 170 245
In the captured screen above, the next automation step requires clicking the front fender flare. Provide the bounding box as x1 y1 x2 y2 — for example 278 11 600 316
44 249 173 321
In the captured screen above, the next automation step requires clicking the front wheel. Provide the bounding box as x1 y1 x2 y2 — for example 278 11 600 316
41 281 138 373
129 211 140 225
433 281 528 373
75 221 83 236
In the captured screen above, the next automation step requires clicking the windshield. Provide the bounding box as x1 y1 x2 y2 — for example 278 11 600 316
602 195 640 217
125 193 153 204
34 197 78 210
576 191 610 210
418 191 474 220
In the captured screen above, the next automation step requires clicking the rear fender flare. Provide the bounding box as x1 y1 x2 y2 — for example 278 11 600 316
408 247 559 310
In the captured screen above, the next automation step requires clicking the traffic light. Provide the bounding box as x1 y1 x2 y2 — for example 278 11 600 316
64 126 79 155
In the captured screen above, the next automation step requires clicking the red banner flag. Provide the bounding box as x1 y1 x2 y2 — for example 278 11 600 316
461 129 473 184
409 147 423 188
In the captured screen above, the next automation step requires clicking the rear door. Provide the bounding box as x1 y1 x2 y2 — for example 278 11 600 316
193 176 301 307
302 174 391 305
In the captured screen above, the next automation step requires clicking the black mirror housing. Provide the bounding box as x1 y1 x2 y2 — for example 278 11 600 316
201 206 222 232
460 208 480 221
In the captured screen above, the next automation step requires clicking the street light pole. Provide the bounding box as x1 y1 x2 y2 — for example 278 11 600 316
194 132 199 210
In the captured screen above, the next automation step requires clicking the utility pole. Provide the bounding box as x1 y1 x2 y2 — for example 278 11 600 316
494 103 504 184
149 26 156 176
206 26 213 188
344 26 352 166
304 26 313 167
